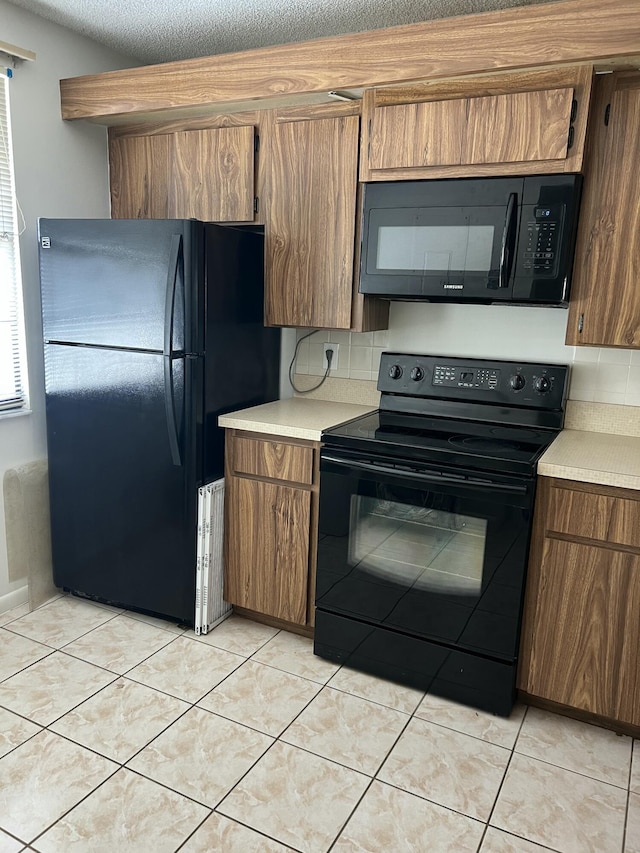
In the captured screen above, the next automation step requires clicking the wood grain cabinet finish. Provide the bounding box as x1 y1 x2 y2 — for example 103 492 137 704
265 114 358 329
223 431 319 627
171 126 255 222
225 476 311 624
109 125 255 222
465 88 574 165
566 71 640 349
109 134 171 219
519 477 640 726
369 99 467 170
362 67 592 182
369 88 573 171
233 436 314 484
263 109 388 331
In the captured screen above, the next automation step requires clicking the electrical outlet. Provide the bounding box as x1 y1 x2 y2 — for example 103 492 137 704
323 343 339 370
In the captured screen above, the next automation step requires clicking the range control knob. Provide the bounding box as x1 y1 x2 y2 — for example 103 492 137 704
535 375 551 393
510 374 526 391
388 364 403 380
410 366 424 381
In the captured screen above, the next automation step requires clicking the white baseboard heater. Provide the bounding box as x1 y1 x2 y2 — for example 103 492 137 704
195 478 231 634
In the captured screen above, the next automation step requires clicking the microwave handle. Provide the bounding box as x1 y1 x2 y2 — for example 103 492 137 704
499 193 518 288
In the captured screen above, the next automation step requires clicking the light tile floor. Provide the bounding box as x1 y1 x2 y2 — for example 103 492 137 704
0 594 638 853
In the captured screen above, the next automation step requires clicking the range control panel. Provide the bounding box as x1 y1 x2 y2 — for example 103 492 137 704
378 352 569 410
433 364 500 390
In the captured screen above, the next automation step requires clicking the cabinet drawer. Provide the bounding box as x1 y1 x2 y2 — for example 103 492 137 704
232 437 314 484
548 484 640 548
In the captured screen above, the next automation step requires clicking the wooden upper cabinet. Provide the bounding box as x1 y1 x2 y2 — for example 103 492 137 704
109 124 256 222
265 112 359 329
170 126 255 222
369 99 466 169
465 88 574 165
362 66 593 181
566 72 640 349
109 134 171 219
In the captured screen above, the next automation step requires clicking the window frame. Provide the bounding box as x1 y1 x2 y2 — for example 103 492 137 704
0 70 28 415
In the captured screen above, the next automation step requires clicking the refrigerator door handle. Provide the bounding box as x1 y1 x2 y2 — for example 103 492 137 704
164 234 182 359
164 235 183 467
163 356 182 467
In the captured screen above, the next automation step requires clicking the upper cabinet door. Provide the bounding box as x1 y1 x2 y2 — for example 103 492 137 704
465 88 574 165
170 126 255 222
567 72 640 349
362 66 593 182
109 125 256 222
265 114 359 329
369 99 467 169
109 134 171 219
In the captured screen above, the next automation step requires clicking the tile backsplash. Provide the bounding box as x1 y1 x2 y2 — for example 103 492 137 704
293 329 640 408
569 347 640 407
294 329 389 382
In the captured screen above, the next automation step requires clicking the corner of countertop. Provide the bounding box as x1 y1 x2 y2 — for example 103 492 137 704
218 396 377 442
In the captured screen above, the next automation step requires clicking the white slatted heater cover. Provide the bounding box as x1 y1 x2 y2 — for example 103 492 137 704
195 478 231 634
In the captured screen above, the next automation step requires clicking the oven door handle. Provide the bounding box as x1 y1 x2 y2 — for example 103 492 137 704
322 454 529 495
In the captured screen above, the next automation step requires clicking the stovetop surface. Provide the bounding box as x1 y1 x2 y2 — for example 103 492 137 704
322 410 559 476
322 353 568 476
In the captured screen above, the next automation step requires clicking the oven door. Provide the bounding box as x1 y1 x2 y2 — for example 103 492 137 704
316 447 535 663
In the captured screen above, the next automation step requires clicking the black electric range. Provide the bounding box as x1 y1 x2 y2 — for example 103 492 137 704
314 352 569 716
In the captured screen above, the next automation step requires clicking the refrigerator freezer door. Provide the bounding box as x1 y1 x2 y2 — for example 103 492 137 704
39 219 202 353
44 343 198 622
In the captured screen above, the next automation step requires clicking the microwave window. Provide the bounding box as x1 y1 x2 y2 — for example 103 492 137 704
376 225 495 273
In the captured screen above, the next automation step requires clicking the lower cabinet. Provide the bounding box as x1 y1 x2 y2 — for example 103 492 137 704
223 429 319 629
519 477 640 726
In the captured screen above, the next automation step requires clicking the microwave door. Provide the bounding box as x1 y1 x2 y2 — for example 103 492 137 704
362 205 513 302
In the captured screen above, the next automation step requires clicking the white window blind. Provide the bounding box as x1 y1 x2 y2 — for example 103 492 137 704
0 72 26 412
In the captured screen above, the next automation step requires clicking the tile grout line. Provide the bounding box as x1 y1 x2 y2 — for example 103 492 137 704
0 611 288 849
511 744 633 792
325 702 420 852
20 754 122 850
4 605 635 851
483 704 528 833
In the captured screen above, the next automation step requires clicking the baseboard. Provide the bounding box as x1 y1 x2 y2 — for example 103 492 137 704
0 584 29 615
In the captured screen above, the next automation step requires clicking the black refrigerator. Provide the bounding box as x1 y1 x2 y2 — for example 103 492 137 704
38 218 280 624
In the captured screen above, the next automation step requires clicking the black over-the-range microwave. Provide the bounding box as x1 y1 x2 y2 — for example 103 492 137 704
358 174 582 306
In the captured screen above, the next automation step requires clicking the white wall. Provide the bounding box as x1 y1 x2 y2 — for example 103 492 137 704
0 1 137 609
295 304 640 408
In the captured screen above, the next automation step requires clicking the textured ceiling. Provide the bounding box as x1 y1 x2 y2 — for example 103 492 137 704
6 0 553 65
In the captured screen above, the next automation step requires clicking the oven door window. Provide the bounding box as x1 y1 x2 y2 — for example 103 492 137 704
350 495 486 597
316 461 532 661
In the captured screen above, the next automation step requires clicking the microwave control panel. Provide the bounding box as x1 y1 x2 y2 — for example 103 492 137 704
522 204 565 277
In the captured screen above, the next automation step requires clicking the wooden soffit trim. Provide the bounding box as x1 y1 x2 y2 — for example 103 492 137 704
60 0 640 124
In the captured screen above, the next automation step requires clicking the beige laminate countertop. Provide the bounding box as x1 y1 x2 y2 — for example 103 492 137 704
218 397 376 442
538 429 640 491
